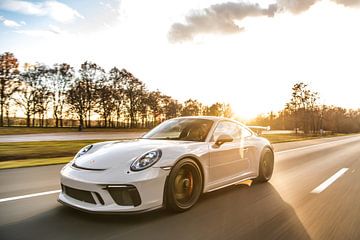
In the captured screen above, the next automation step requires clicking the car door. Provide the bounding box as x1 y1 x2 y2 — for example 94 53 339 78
209 121 251 186
238 125 257 174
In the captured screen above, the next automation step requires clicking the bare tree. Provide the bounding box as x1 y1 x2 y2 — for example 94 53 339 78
17 63 48 127
162 95 182 119
49 63 74 127
223 103 233 118
66 78 88 130
0 52 19 127
139 91 150 128
96 76 116 127
79 61 105 128
109 67 125 127
203 102 232 117
181 99 202 116
286 82 318 133
32 64 52 127
147 90 163 126
117 69 146 128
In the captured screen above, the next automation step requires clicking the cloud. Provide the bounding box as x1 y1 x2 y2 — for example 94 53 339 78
0 15 23 28
168 0 360 43
168 2 277 42
99 1 116 11
276 0 318 14
332 0 360 6
0 0 84 23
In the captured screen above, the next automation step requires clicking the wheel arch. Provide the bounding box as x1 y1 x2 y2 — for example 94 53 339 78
254 145 275 182
162 154 205 207
255 145 274 176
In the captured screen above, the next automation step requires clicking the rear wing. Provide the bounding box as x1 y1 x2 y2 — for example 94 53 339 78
248 126 270 135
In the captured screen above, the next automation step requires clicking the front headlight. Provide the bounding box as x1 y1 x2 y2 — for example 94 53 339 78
75 144 93 159
130 149 162 171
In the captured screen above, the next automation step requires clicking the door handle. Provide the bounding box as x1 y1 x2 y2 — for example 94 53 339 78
240 147 249 158
242 147 249 152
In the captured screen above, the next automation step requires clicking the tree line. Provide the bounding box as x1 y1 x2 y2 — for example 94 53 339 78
249 82 360 134
1 52 359 133
0 52 232 128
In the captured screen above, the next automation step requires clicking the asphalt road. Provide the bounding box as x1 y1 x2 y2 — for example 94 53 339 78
0 134 360 240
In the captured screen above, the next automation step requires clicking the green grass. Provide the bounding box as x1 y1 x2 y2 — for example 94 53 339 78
0 157 72 170
263 133 347 143
0 127 147 135
0 139 110 161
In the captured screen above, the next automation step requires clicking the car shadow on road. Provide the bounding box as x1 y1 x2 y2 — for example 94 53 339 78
0 183 310 240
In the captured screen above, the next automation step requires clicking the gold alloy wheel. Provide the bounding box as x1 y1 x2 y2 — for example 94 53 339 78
166 158 203 212
262 150 274 180
174 167 194 203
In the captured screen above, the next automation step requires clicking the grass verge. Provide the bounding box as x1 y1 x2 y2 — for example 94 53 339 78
0 133 354 170
0 139 110 161
263 133 346 143
0 157 72 170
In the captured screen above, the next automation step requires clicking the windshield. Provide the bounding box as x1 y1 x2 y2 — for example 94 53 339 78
142 118 214 142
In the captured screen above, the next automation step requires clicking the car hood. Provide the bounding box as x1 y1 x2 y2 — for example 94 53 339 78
73 139 203 170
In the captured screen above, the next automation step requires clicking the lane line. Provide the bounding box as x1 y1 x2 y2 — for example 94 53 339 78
276 137 360 154
0 190 61 203
311 168 349 194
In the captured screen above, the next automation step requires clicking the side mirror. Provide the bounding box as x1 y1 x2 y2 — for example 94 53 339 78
214 134 233 147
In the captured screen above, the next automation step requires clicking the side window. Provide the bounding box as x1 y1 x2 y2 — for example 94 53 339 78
240 126 252 138
212 121 241 142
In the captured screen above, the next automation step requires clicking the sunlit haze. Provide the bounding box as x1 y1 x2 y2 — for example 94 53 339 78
1 0 360 119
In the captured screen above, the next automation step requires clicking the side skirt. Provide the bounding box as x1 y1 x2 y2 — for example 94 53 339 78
205 175 257 193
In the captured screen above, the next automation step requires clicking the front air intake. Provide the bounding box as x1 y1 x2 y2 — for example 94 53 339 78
62 185 96 204
106 185 141 206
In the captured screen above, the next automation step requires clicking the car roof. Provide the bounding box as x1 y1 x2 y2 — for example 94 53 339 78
173 116 238 123
171 116 254 137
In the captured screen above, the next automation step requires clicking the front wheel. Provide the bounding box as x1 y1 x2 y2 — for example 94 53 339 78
165 158 203 212
255 148 274 183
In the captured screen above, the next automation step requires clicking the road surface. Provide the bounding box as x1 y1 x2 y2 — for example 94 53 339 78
0 134 360 239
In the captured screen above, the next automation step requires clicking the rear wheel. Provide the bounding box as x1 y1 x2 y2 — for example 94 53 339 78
255 148 274 183
166 158 203 212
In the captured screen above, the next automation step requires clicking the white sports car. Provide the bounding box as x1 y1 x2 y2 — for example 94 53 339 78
58 116 274 213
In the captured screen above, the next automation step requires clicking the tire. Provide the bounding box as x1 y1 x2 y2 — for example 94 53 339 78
165 158 203 212
255 147 274 183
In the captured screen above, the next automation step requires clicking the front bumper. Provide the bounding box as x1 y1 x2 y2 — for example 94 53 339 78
58 163 169 213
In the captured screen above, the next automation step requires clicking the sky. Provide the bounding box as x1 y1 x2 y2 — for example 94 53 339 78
0 0 360 119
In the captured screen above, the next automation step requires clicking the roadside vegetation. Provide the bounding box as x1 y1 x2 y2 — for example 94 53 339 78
0 52 232 130
0 140 107 161
248 83 360 134
263 133 347 143
1 52 359 134
0 157 72 170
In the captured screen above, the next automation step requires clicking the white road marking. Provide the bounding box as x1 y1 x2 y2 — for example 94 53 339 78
0 190 61 203
311 168 349 194
276 138 360 154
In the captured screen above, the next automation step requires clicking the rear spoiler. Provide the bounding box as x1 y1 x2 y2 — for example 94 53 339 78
248 126 270 134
